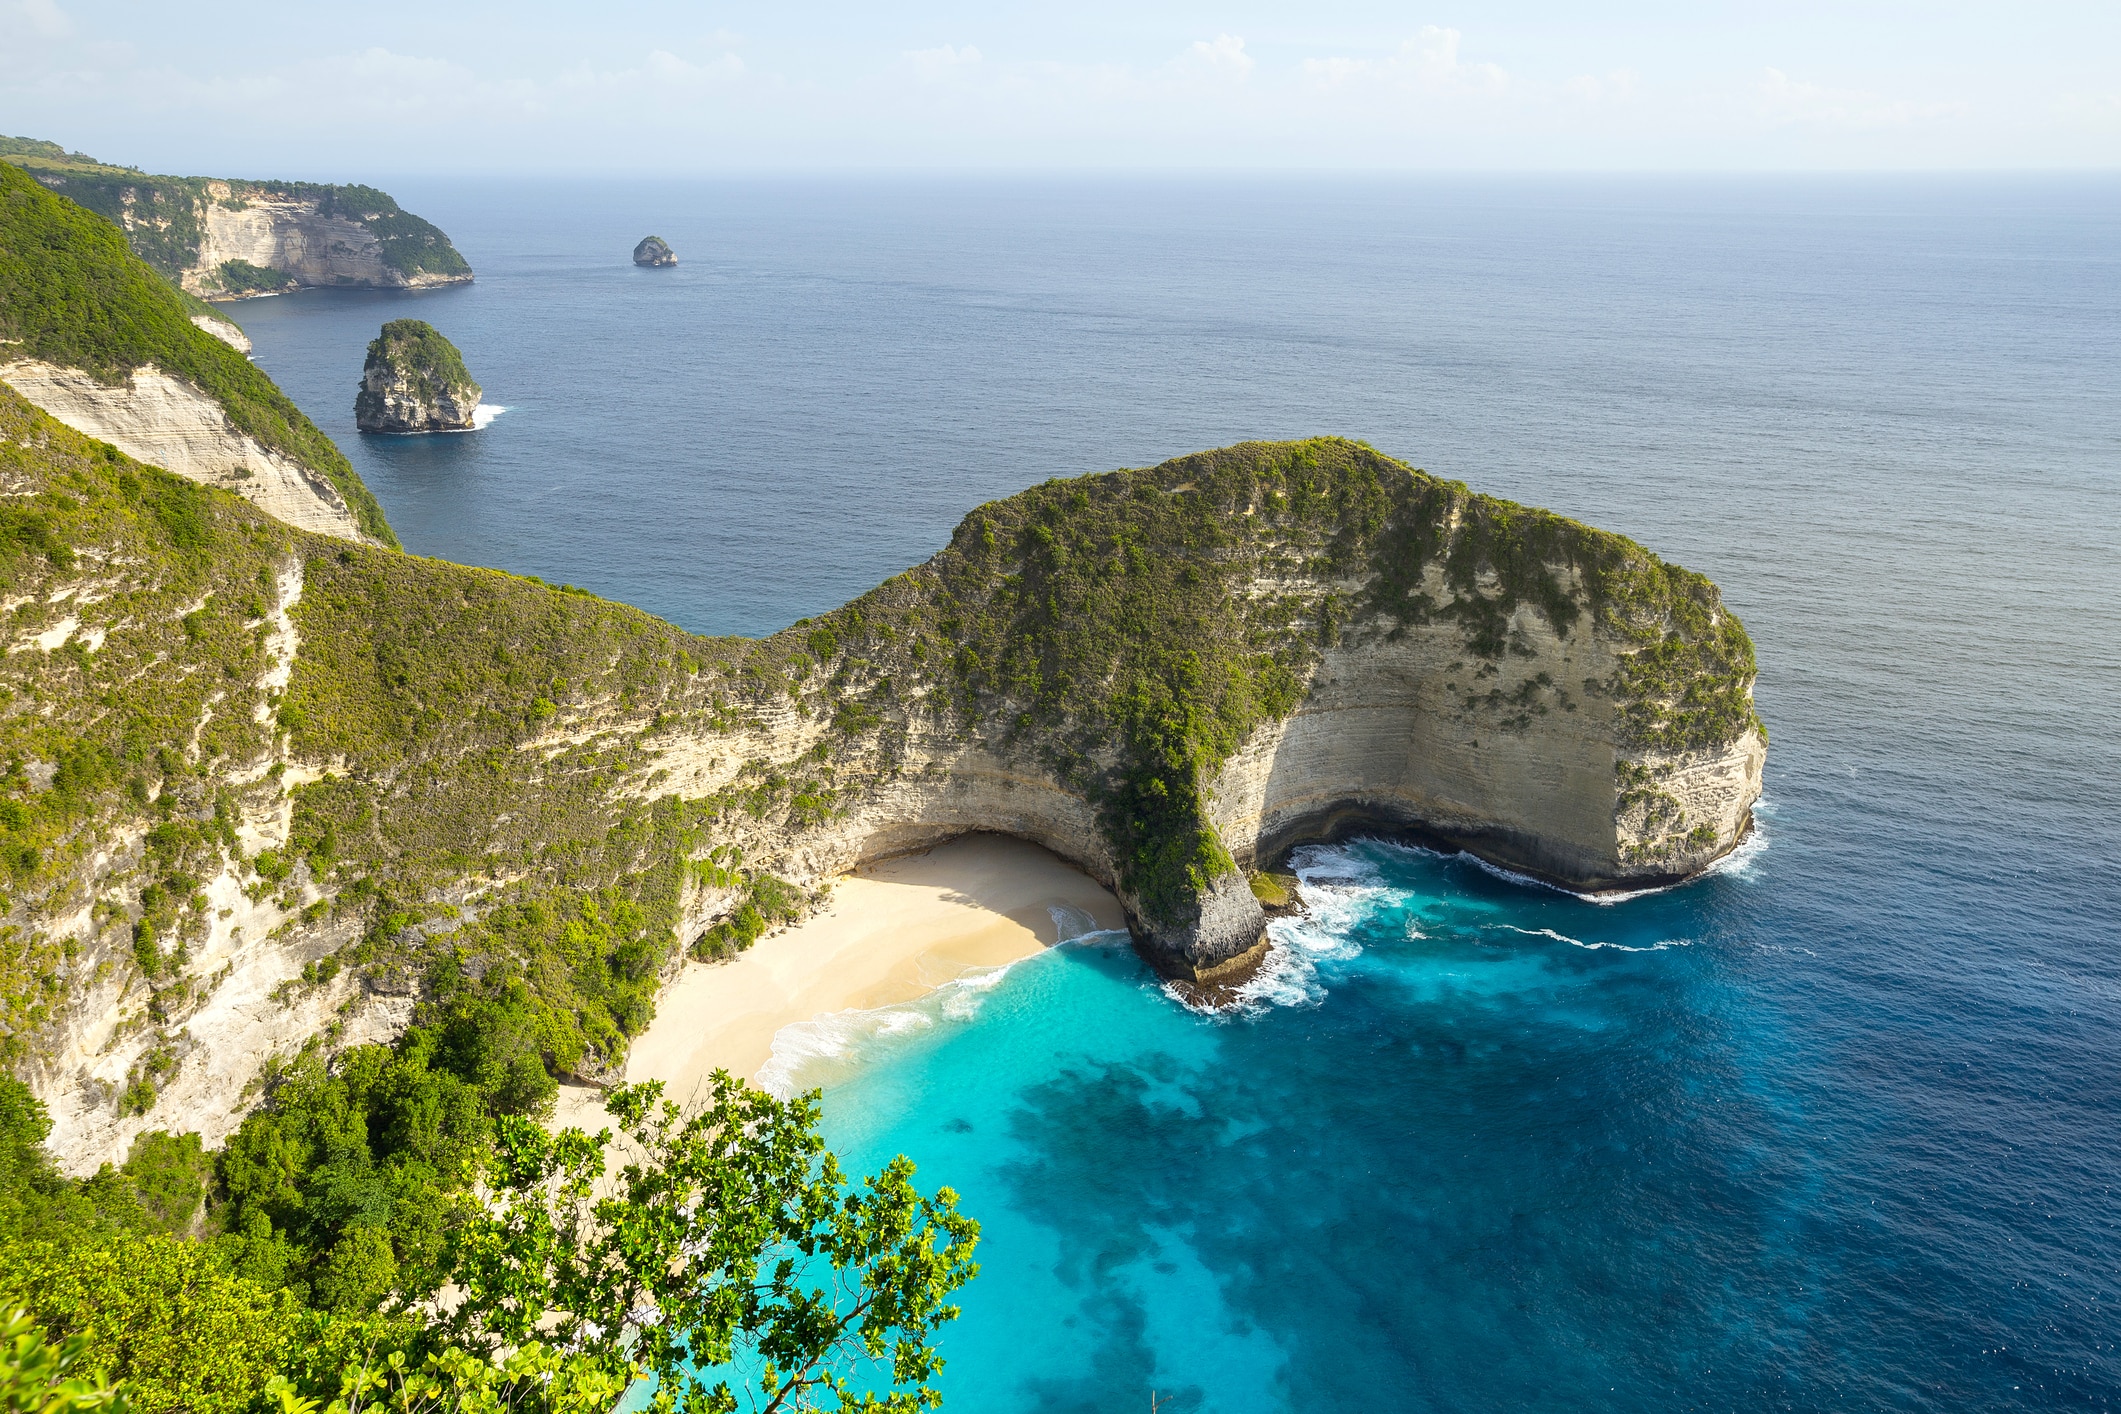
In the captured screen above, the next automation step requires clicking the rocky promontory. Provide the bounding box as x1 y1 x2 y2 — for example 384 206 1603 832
2 137 473 298
1 163 1765 1157
633 235 677 267
354 319 482 433
2 411 1764 1168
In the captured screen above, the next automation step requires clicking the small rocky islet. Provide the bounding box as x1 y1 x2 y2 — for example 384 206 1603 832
353 318 481 433
633 234 677 266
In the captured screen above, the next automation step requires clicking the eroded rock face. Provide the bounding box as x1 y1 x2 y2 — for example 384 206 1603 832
1207 601 1767 894
633 235 677 267
189 314 251 354
0 359 367 539
636 440 1768 983
354 319 482 433
4 429 1763 1165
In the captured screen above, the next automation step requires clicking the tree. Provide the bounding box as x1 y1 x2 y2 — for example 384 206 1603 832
0 1234 290 1414
441 1075 980 1414
0 1310 131 1414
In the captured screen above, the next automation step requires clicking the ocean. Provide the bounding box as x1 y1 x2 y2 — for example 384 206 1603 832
232 176 2121 1410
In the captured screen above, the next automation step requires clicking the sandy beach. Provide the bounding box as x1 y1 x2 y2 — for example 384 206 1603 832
553 833 1123 1130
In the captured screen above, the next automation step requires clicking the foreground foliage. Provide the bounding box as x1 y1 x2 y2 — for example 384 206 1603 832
2 1068 972 1414
1 1309 131 1414
451 1077 979 1414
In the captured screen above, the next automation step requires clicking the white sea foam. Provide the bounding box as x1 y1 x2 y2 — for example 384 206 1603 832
470 403 508 429
1487 923 1693 953
756 1007 905 1096
1445 804 1773 905
1157 843 1383 1017
758 1004 936 1097
757 924 1125 1094
1701 808 1770 880
1048 903 1103 942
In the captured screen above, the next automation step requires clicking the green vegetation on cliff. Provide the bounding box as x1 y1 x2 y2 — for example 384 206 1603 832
0 176 1767 1414
354 321 480 430
313 186 469 282
0 166 397 545
0 383 735 1087
0 377 1754 1120
798 438 1761 922
213 260 292 297
0 139 472 289
0 394 292 1062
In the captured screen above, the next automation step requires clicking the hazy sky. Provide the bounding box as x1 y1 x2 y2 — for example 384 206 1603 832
4 1 2117 176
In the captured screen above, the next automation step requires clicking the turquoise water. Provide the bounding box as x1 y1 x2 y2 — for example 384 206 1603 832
791 832 1897 1410
229 177 2121 1409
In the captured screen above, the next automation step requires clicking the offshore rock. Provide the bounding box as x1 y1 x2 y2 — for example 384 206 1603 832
355 319 482 433
0 159 395 544
633 235 677 267
1140 869 1270 983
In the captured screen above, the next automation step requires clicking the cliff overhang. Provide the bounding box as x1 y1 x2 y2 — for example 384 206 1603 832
1 418 1763 1168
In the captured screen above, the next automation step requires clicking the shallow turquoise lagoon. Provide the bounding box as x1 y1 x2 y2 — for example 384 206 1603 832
241 176 2121 1409
788 830 1888 1411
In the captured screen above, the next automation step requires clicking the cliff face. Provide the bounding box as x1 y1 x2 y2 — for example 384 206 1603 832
2 141 472 297
186 186 472 299
696 441 1766 981
0 163 395 545
188 314 250 354
354 320 482 433
0 360 368 539
0 386 1761 1172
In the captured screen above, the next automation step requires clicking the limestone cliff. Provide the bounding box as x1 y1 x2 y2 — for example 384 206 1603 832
354 321 482 434
633 236 677 267
189 314 251 354
0 360 368 540
0 162 396 545
0 396 1761 1170
644 441 1765 981
2 138 472 298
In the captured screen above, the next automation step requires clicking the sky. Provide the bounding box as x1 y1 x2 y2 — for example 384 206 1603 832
3 1 2118 176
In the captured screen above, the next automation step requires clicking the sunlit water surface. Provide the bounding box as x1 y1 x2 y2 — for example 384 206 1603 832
235 176 2121 1410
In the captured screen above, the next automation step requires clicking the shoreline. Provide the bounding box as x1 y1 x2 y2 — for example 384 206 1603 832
553 833 1124 1131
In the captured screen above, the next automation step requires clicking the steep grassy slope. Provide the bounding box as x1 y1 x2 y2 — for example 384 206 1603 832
2 388 1759 1110
0 366 1763 1328
0 163 396 544
787 439 1761 921
0 383 737 1087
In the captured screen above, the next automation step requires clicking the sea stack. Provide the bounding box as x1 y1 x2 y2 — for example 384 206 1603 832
354 319 482 433
633 235 677 267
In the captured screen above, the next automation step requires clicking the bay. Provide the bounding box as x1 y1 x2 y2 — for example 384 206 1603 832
235 175 2121 1410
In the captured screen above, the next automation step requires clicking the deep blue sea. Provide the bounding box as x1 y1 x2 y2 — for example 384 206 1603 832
233 177 2121 1411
